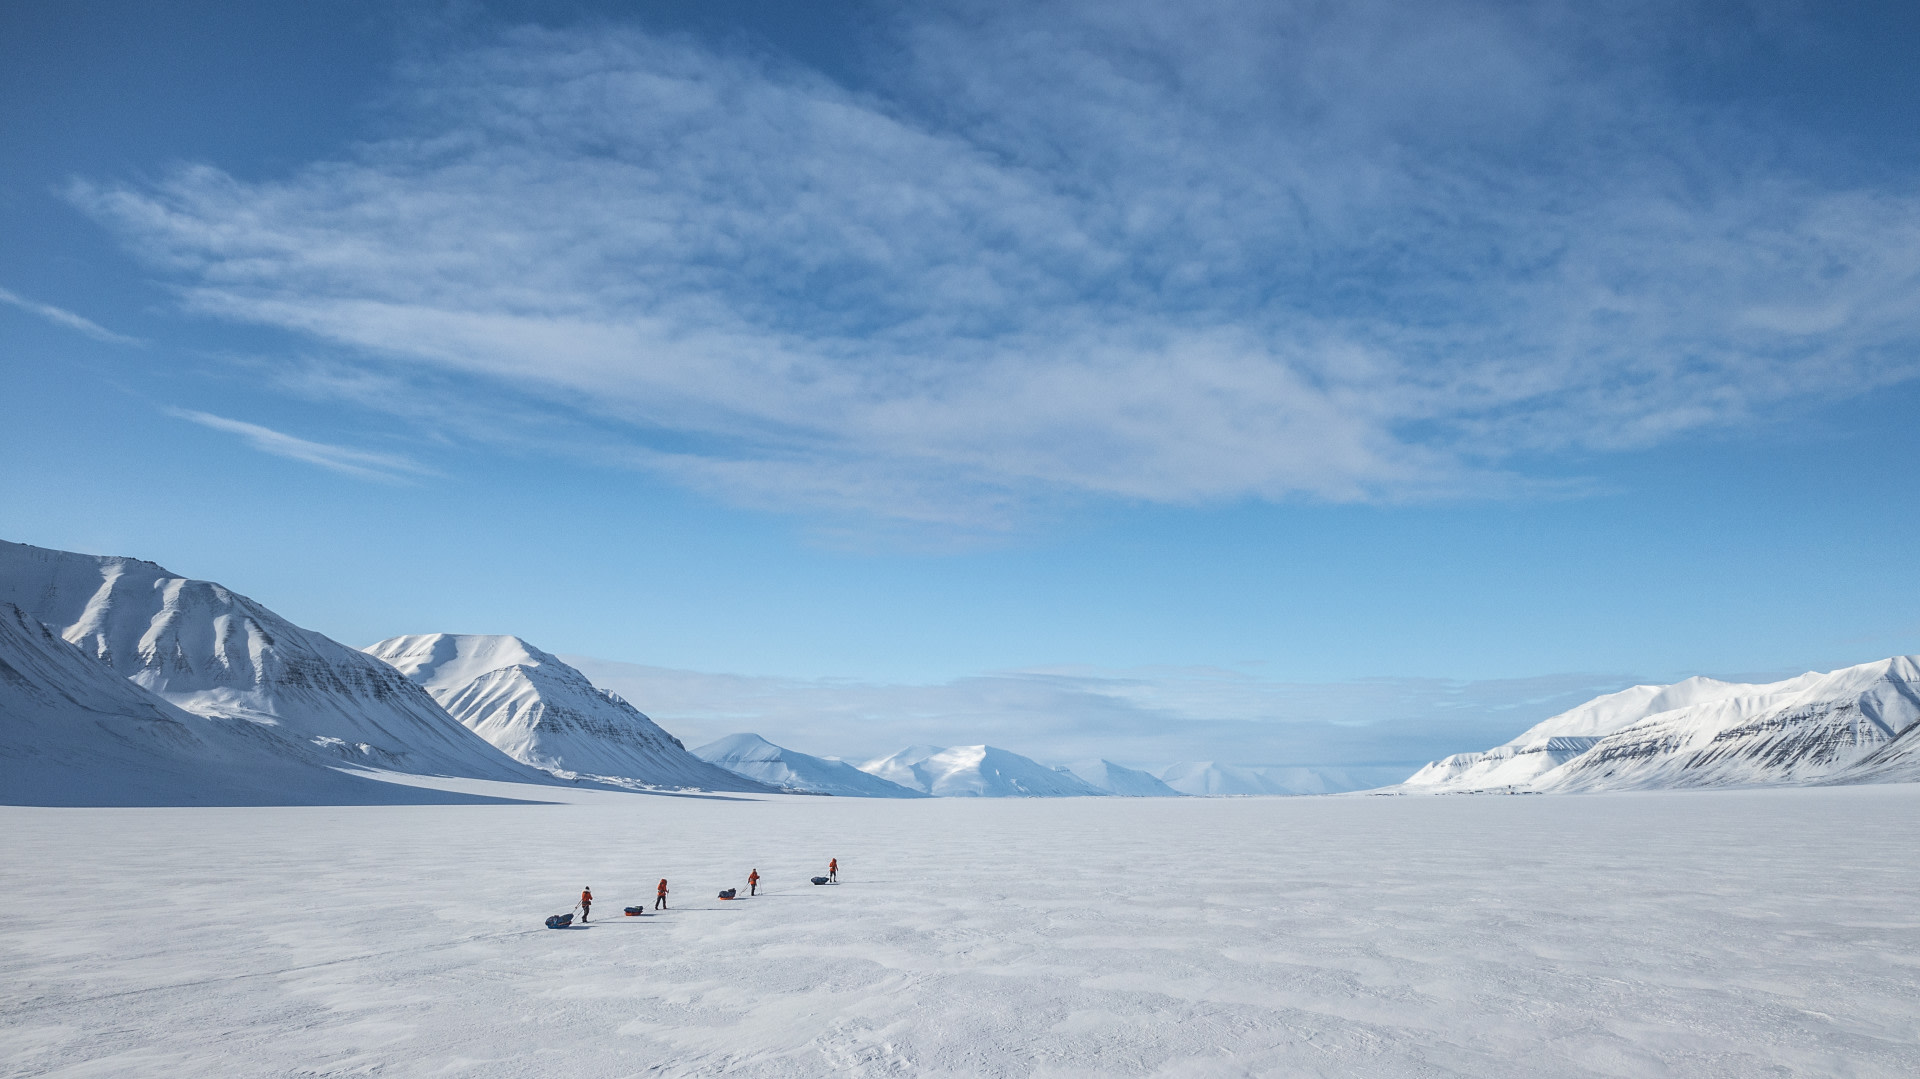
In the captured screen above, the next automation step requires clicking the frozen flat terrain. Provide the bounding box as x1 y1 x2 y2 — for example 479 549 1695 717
4 786 1918 1078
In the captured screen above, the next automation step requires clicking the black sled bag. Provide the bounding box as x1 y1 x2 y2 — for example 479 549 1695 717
810 876 830 885
718 888 737 899
545 913 574 928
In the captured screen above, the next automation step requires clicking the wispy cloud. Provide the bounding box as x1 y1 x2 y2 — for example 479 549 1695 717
0 285 142 346
564 654 1642 772
74 1 1920 525
167 408 435 483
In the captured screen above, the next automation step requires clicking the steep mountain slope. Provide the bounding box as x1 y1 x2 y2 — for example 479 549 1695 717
1064 759 1182 796
1395 656 1920 793
366 634 771 792
1830 719 1920 784
0 541 538 782
1539 657 1920 792
1401 677 1760 792
693 733 927 797
859 745 1107 797
0 603 504 806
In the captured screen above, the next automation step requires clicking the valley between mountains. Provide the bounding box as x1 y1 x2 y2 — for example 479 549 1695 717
3 537 1918 806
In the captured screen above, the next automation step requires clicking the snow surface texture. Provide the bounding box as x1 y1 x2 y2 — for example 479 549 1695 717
1062 759 1181 796
4 786 1917 1076
366 634 769 793
693 733 926 797
0 540 538 785
1401 655 1920 793
860 744 1107 797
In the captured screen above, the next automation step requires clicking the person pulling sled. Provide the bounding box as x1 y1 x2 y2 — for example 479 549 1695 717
748 869 759 896
655 878 669 910
580 886 593 922
828 858 838 883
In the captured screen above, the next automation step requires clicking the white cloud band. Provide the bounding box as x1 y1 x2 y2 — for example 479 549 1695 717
75 2 1920 524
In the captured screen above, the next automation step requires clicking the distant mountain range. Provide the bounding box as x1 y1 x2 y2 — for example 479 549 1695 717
1396 656 1920 793
692 733 926 798
9 537 1916 806
857 744 1109 797
1062 759 1182 797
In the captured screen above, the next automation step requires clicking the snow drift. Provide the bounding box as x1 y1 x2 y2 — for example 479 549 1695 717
1399 656 1920 793
693 733 927 797
365 634 771 792
0 540 541 785
859 745 1107 797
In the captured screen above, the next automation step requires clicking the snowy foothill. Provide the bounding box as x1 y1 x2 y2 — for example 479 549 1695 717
4 785 1918 1076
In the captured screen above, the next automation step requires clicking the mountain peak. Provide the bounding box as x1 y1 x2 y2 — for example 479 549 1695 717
367 633 558 694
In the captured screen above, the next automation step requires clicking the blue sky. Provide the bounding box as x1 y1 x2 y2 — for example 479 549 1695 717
4 0 1919 768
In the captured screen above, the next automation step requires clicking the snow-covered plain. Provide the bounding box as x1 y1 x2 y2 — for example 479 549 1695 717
4 786 1917 1077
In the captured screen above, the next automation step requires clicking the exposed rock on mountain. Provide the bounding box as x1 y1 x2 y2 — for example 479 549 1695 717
0 602 511 806
366 633 772 792
1398 656 1920 793
0 541 539 783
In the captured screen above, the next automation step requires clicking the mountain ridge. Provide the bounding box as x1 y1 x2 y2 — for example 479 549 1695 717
0 540 541 784
1397 655 1920 793
365 633 771 792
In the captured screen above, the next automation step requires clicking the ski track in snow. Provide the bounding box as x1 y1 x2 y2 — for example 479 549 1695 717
3 787 1918 1077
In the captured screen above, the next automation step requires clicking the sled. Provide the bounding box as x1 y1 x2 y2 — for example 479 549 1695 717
810 876 831 885
545 913 574 928
624 906 646 916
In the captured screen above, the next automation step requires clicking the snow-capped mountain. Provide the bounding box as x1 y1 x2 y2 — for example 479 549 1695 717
0 541 538 783
1543 657 1920 792
1399 656 1920 793
859 745 1107 797
1156 762 1404 795
0 602 494 806
1063 760 1182 796
1401 676 1759 791
1159 762 1298 796
365 633 770 792
693 733 928 797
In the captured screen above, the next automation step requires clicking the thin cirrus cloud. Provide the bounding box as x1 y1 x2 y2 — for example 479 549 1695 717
71 0 1920 525
0 285 142 346
167 409 435 483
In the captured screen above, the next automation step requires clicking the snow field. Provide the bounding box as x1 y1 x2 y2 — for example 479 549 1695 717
3 785 1918 1077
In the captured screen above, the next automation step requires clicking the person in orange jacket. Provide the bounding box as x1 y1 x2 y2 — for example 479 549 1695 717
748 869 760 896
655 878 669 910
828 858 838 883
580 886 593 922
